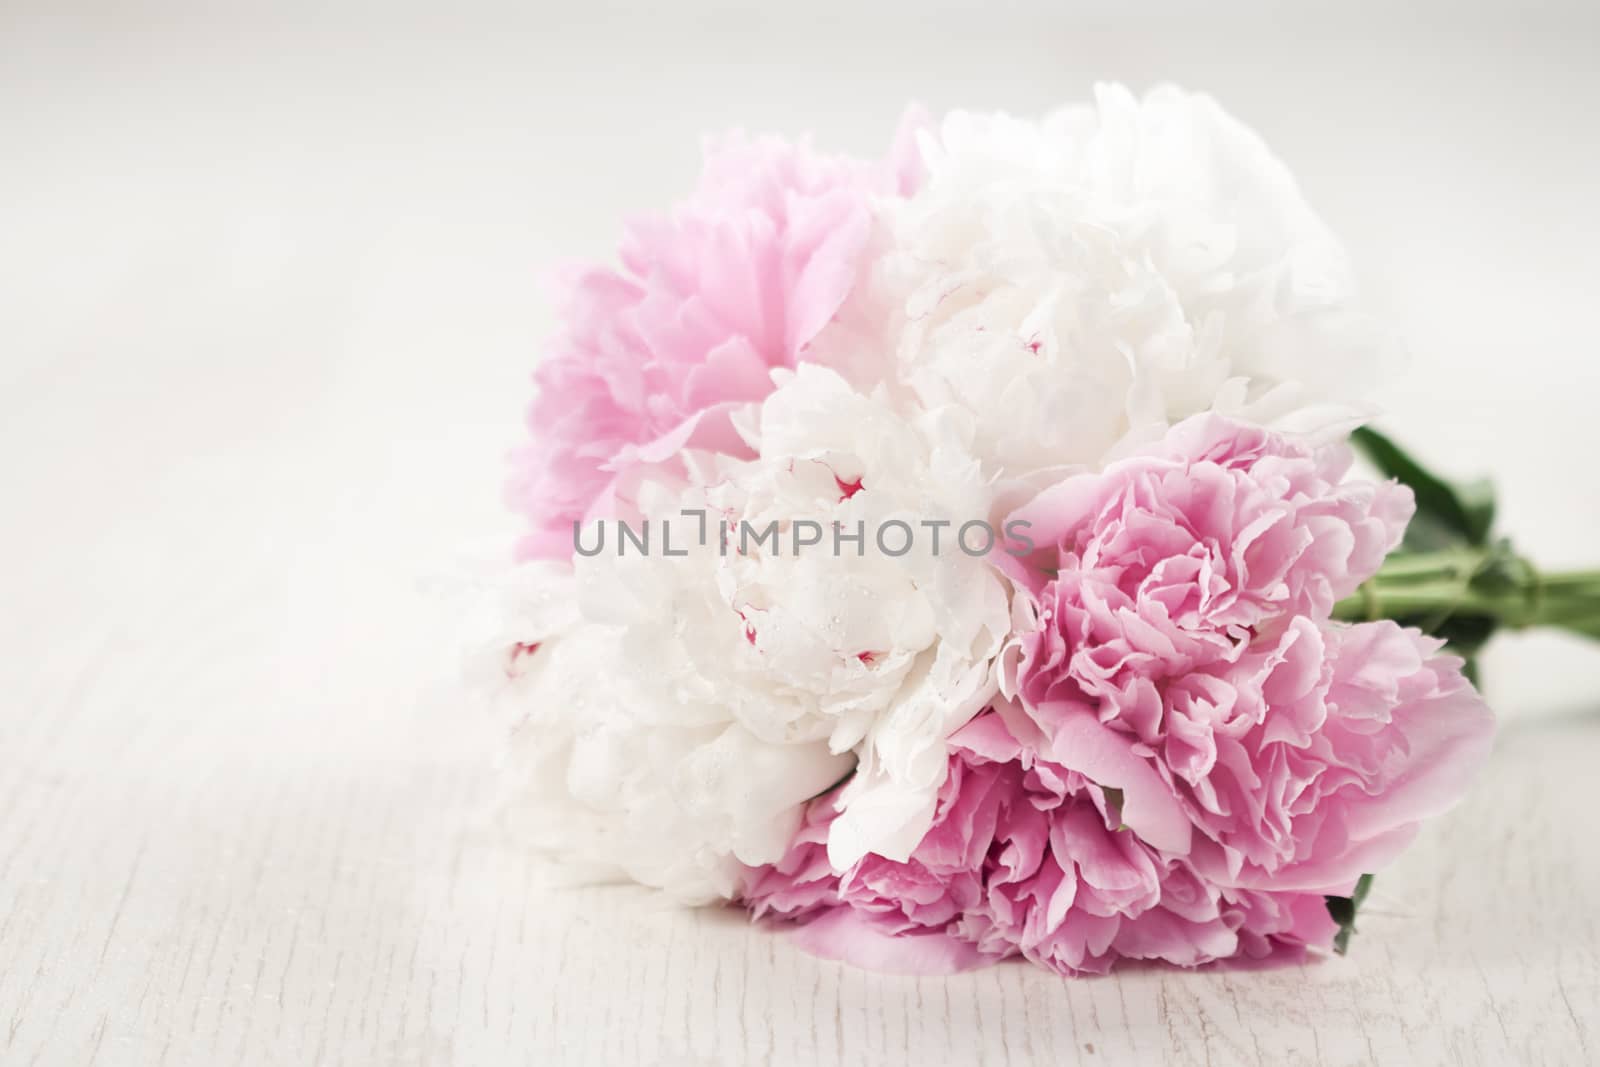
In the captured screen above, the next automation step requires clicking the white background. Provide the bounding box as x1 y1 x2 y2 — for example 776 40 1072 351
3 4 1598 1064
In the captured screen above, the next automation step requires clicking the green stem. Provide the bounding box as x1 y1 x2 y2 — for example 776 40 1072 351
1332 547 1600 641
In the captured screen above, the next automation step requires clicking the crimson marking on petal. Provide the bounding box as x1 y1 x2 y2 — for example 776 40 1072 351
735 608 758 646
504 641 542 677
835 475 865 502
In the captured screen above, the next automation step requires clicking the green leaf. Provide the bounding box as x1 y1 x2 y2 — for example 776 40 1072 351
1455 480 1497 547
1351 427 1496 548
1325 873 1375 954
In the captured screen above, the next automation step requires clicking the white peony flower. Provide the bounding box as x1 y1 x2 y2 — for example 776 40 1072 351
486 366 1013 898
496 612 852 904
849 83 1382 486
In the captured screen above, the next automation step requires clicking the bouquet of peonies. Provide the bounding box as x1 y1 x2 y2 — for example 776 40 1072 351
470 85 1599 976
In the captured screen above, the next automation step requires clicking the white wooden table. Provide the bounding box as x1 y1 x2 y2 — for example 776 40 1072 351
4 7 1598 1064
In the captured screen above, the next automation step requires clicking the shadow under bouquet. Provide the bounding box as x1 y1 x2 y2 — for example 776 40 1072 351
468 85 1597 976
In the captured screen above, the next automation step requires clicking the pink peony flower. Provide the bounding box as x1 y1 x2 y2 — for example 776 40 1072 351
742 711 1339 976
509 117 926 559
741 416 1495 975
1000 414 1492 892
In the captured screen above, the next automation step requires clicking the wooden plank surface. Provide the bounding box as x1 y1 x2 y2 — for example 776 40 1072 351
3 8 1598 1064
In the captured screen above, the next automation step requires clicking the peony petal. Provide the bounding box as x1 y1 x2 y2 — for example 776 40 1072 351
787 907 991 975
1041 705 1193 854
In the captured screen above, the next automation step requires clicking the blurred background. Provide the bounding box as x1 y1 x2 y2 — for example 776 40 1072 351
3 5 1598 1062
5 2 1597 718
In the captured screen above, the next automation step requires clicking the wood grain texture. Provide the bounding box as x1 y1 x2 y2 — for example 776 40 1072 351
2 647 1597 1066
3 8 1599 1065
